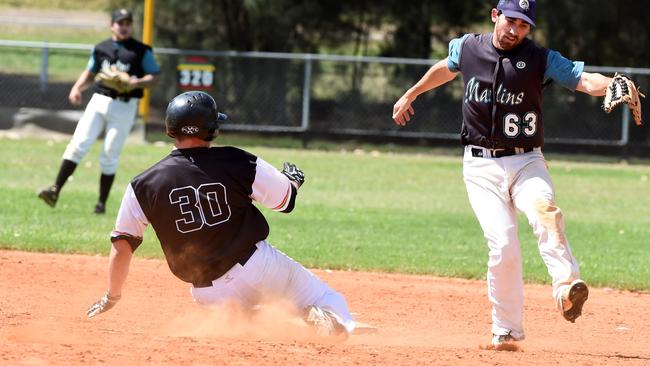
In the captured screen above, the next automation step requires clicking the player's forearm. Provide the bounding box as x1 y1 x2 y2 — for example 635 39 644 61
130 74 157 89
576 72 611 96
72 70 95 93
402 58 458 101
392 59 457 125
107 239 133 297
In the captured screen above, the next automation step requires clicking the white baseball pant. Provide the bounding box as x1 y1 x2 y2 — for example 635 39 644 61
190 240 356 334
62 93 139 175
462 145 581 340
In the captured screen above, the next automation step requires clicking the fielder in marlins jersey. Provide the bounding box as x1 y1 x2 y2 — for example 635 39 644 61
392 0 617 350
86 91 355 339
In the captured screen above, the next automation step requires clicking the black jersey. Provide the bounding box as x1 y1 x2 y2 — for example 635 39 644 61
457 33 547 149
92 38 151 99
112 146 296 286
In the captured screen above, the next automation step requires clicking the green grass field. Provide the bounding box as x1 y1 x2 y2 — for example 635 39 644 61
1 136 649 290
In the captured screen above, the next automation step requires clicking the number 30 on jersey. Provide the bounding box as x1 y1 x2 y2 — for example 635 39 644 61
503 112 538 138
169 183 231 234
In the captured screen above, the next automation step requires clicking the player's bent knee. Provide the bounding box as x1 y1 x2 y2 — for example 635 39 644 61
533 198 567 243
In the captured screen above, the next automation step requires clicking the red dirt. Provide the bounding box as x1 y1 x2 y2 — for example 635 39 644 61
1 250 649 365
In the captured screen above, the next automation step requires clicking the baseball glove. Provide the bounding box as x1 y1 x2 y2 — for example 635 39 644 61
95 66 132 94
602 73 645 125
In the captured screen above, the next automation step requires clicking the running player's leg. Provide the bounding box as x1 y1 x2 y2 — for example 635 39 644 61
463 151 525 341
40 94 107 206
96 99 138 210
100 99 138 176
511 152 581 311
62 94 108 166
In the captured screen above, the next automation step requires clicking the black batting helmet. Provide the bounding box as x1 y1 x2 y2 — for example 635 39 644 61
165 91 228 141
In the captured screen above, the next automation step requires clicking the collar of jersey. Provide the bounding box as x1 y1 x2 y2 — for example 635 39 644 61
170 147 210 156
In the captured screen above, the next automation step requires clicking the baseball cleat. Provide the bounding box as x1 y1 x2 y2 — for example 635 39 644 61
93 202 106 214
561 279 589 323
38 185 59 207
489 331 521 351
302 305 347 339
492 333 515 345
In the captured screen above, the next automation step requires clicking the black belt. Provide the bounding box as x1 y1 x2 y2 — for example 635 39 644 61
191 245 257 288
471 147 534 158
97 90 131 102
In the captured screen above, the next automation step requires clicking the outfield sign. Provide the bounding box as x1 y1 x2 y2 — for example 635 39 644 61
177 56 215 90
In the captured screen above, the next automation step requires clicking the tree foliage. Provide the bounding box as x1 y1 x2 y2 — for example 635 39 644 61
109 0 649 66
540 0 649 67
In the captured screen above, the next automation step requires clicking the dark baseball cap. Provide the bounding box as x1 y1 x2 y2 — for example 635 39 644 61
111 8 133 23
497 0 536 27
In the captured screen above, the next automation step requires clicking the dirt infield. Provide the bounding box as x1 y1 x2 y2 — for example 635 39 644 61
1 250 649 365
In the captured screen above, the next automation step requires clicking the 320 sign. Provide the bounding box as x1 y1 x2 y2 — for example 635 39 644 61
177 58 215 90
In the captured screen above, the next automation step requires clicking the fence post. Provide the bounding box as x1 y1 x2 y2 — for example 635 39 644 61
40 42 49 92
300 57 312 131
300 56 313 147
618 68 634 159
139 0 155 144
300 55 312 147
620 100 631 144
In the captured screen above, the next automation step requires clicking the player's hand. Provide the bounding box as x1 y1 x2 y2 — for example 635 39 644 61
392 95 415 126
95 66 132 94
68 88 82 106
282 162 305 189
86 292 121 318
126 76 137 91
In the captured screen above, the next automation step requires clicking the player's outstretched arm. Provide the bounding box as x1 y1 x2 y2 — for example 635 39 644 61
576 72 611 96
87 239 133 318
392 57 458 126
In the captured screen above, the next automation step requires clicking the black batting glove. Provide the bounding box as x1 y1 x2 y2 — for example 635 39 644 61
87 292 121 318
282 162 305 188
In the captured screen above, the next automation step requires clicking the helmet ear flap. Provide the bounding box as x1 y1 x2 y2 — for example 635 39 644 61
165 125 176 139
203 127 218 141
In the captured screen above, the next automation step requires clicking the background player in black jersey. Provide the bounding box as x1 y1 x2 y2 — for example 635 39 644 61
38 9 160 214
86 91 355 339
392 0 617 350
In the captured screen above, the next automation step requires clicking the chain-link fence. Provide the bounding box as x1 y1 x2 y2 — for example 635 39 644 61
1 40 649 154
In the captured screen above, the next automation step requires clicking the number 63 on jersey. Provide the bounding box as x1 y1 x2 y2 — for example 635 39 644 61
503 111 538 138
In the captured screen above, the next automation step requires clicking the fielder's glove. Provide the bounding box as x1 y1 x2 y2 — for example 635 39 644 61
602 73 645 125
281 161 305 188
95 66 132 94
86 292 121 318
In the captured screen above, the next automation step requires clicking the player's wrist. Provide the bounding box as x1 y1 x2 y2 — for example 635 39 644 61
288 180 300 190
403 91 417 101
